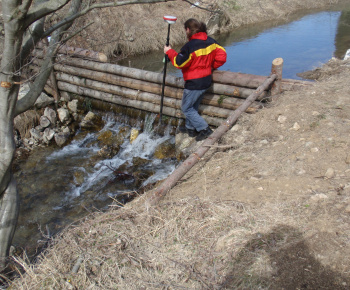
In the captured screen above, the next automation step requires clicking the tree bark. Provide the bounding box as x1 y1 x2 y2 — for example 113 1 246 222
145 74 277 206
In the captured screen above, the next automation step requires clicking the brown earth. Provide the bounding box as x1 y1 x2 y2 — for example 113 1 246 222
7 0 350 289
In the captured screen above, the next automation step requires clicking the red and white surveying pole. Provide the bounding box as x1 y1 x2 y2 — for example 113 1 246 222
160 15 177 123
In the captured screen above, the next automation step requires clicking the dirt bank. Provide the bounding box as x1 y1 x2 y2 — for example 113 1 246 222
70 0 347 57
8 1 350 289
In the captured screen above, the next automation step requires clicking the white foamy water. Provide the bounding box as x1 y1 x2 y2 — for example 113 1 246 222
46 113 177 201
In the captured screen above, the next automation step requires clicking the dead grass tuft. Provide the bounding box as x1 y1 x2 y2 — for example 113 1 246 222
14 110 41 139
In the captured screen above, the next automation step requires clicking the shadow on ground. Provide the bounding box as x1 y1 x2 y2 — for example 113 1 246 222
220 225 349 289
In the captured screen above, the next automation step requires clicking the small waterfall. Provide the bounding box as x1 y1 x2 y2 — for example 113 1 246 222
46 112 177 206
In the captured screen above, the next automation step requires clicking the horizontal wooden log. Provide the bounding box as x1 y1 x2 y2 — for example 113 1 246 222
54 62 266 100
35 51 270 98
57 83 224 127
34 49 312 93
33 57 266 100
31 62 261 112
56 75 240 119
36 42 108 62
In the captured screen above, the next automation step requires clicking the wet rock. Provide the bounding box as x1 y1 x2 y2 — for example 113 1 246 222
97 130 113 146
132 157 149 167
130 128 139 144
80 111 103 130
57 108 70 124
44 107 57 124
73 170 85 186
98 145 120 159
54 132 70 147
154 140 176 159
40 115 51 128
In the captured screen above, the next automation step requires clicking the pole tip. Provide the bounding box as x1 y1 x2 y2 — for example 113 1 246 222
163 16 177 24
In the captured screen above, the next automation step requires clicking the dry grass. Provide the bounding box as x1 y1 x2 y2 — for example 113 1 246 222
10 196 310 289
14 110 41 139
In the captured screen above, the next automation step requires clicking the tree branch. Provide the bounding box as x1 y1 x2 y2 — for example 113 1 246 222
23 0 71 29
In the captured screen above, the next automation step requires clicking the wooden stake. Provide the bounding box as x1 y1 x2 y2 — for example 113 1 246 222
270 58 284 95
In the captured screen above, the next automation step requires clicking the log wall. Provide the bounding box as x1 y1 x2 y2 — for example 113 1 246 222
32 48 312 127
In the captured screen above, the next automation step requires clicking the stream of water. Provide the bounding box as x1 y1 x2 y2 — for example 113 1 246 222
14 113 177 256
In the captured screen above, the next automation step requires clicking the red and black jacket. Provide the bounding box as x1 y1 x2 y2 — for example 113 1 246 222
166 32 227 90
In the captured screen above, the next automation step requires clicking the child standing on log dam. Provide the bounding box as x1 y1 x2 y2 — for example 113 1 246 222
164 18 227 141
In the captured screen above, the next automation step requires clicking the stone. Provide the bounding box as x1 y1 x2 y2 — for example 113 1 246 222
130 128 139 144
325 168 335 179
43 128 55 143
40 115 51 128
34 93 55 109
345 155 350 165
310 193 328 201
277 115 287 123
30 128 42 141
97 130 114 146
57 108 70 123
79 111 103 129
154 140 176 159
292 122 300 131
44 107 57 124
60 91 71 102
67 99 79 113
54 132 70 147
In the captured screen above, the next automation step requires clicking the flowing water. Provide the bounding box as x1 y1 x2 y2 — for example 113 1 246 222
13 3 350 256
14 113 177 256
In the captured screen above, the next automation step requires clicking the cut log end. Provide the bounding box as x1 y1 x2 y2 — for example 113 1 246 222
272 58 284 66
98 53 108 63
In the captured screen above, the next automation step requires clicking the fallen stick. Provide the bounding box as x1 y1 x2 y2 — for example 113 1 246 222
145 73 277 206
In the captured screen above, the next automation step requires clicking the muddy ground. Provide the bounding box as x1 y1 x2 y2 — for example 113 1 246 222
7 0 350 289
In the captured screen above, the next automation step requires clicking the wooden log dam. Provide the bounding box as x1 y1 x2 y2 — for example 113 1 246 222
32 46 313 127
